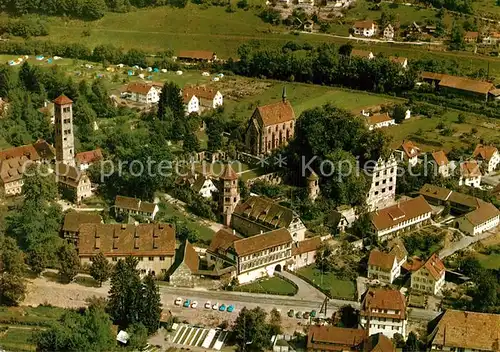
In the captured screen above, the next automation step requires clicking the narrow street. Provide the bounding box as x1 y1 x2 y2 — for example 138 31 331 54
438 228 499 258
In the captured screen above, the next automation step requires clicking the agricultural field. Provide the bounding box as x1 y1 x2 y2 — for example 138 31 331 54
0 305 66 352
385 110 500 151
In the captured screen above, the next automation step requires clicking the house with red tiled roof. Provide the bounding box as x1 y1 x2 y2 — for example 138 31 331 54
456 202 500 236
459 160 482 188
420 72 494 101
353 20 378 37
396 140 421 166
114 195 159 220
360 288 407 338
75 148 103 171
306 326 395 352
366 113 395 131
411 253 446 295
473 144 499 173
370 196 433 239
182 85 223 115
206 227 294 284
291 236 321 270
124 82 160 104
430 150 450 178
245 87 295 156
367 249 401 284
482 31 500 45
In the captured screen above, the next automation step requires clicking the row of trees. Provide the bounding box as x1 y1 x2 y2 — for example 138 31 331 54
228 43 417 94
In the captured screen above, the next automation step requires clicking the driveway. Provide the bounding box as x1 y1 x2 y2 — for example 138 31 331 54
439 227 499 258
279 271 325 301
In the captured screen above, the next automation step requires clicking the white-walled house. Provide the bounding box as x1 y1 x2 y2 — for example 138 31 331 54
360 289 407 339
456 202 500 236
459 161 482 188
125 82 160 104
183 94 200 114
290 236 321 271
367 249 401 284
383 24 395 40
411 253 446 296
396 140 421 166
370 196 432 240
183 86 223 111
353 20 378 37
473 144 499 174
431 150 450 178
191 175 218 198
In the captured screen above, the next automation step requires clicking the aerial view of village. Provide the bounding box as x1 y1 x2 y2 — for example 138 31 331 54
0 0 500 350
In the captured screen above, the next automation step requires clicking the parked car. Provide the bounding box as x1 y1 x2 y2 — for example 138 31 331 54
288 309 295 317
219 304 226 312
191 301 198 309
174 297 183 306
204 301 211 309
212 303 219 310
183 299 191 308
303 312 310 319
227 305 235 313
295 311 302 319
310 310 317 318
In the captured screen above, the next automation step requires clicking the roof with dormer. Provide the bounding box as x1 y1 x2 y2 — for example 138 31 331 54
370 196 432 231
233 195 296 229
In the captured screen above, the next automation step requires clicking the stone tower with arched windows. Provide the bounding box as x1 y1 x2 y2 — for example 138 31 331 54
219 164 240 227
307 171 320 202
53 94 75 166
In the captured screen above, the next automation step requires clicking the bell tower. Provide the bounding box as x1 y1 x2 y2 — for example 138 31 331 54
53 94 75 166
219 164 240 227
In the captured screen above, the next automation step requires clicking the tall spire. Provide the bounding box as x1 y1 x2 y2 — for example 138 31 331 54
282 86 287 103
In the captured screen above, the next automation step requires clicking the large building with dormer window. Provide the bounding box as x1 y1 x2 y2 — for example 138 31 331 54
232 195 307 242
206 227 293 284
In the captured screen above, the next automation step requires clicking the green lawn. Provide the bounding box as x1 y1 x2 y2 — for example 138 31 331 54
386 110 500 151
297 265 356 300
233 276 298 295
476 252 500 269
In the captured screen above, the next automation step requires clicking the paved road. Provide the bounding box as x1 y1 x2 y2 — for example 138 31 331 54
25 275 439 322
302 31 443 46
279 271 325 301
438 227 499 258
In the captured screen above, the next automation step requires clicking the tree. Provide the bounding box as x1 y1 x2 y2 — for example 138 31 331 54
350 213 373 239
338 43 353 57
34 306 115 352
206 115 224 152
26 244 48 276
458 255 483 279
471 271 498 312
268 308 282 336
0 236 27 306
449 21 465 51
237 0 248 8
403 332 421 352
441 201 451 218
107 257 142 328
157 82 184 125
127 323 148 350
315 242 336 273
457 113 467 123
139 274 162 334
233 307 271 352
89 252 112 287
338 305 358 328
58 242 80 283
392 104 406 124
183 130 200 152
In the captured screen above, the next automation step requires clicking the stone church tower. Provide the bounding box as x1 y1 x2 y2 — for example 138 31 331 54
219 164 240 227
53 95 75 166
307 171 320 202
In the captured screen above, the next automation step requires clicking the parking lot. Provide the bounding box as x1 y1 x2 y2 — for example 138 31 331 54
171 325 229 350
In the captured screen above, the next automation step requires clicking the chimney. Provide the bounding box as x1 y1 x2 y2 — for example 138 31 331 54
233 229 236 235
